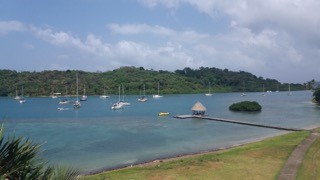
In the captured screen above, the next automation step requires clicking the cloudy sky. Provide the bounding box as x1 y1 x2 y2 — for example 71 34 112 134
0 0 319 83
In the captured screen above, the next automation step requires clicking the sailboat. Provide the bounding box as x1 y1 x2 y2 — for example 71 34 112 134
100 85 110 99
80 88 87 101
241 81 246 96
59 97 70 104
14 86 21 100
73 73 81 109
59 87 70 104
287 84 292 96
111 86 124 110
19 86 26 104
51 92 61 99
119 84 130 106
262 84 266 96
153 82 163 98
205 82 213 96
138 84 148 102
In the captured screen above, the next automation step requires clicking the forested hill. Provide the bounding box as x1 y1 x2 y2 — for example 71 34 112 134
0 67 306 97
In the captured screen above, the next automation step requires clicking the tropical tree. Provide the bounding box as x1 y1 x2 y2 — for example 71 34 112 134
313 88 320 104
0 126 80 179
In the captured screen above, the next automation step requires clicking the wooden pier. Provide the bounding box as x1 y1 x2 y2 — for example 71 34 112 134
173 115 304 131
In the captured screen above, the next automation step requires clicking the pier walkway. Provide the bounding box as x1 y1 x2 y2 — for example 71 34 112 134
278 129 319 180
173 115 304 131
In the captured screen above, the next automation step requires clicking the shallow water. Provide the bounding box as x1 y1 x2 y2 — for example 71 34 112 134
0 91 319 172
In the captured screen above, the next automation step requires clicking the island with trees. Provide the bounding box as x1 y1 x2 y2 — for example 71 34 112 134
229 101 262 112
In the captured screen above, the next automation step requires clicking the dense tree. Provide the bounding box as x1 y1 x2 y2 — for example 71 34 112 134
0 66 306 97
229 101 262 112
313 89 320 104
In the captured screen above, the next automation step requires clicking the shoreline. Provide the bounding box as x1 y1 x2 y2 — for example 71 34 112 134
82 132 292 176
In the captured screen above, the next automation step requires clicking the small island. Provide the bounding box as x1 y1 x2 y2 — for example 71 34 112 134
229 101 262 112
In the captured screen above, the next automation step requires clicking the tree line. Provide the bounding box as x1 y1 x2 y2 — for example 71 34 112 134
0 66 307 97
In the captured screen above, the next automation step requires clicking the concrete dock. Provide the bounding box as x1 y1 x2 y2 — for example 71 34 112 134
173 115 304 131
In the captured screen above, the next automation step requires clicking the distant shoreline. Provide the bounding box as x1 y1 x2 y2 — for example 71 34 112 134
3 90 312 98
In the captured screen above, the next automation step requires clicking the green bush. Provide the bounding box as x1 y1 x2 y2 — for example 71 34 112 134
229 101 262 112
313 88 320 104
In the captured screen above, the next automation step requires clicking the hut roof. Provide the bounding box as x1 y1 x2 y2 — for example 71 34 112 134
191 101 206 111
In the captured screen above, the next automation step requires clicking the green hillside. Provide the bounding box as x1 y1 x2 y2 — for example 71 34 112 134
0 66 305 97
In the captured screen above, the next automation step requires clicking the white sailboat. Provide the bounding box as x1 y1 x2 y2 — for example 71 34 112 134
119 84 130 106
205 82 213 96
138 84 148 102
73 73 81 109
100 85 109 99
51 92 61 99
19 86 26 104
262 84 266 96
59 87 70 104
14 86 21 100
80 88 87 101
241 81 246 96
112 86 124 110
287 84 292 96
153 82 163 98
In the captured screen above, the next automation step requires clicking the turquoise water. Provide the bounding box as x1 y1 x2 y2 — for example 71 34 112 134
0 91 319 173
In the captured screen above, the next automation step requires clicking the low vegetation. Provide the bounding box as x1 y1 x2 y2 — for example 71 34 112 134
86 131 309 180
229 101 262 111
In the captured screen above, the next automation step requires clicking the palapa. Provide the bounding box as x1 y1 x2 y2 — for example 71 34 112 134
191 101 206 115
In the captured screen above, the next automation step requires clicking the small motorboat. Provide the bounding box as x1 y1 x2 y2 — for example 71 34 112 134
158 112 169 116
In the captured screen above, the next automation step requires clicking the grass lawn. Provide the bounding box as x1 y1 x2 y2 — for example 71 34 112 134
297 129 320 179
85 130 309 180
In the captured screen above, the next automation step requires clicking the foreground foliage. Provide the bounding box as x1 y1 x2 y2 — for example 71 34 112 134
229 101 262 111
87 131 309 180
0 126 80 179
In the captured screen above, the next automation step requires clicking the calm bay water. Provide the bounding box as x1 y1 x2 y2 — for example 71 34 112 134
0 91 319 173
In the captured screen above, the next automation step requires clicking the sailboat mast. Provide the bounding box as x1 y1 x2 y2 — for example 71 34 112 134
76 73 79 100
157 82 160 95
122 84 124 101
118 85 121 102
288 84 291 92
144 84 146 96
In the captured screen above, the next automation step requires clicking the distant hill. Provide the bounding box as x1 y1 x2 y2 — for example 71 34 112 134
0 67 306 97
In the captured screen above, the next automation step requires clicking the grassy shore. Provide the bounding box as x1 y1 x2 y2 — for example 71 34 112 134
86 130 309 180
297 128 320 179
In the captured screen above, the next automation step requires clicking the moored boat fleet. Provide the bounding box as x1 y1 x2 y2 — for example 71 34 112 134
12 77 294 115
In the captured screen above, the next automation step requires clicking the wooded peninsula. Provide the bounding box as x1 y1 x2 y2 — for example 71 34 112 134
0 66 308 97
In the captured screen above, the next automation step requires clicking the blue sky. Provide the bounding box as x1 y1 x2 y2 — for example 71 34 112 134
0 0 319 83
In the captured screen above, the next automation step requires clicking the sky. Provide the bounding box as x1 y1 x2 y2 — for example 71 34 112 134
0 0 319 83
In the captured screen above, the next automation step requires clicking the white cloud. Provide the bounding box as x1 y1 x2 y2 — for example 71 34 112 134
137 0 320 82
108 23 209 43
0 21 26 35
138 0 181 8
108 23 174 36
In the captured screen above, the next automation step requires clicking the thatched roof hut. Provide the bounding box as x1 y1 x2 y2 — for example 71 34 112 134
191 101 206 115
